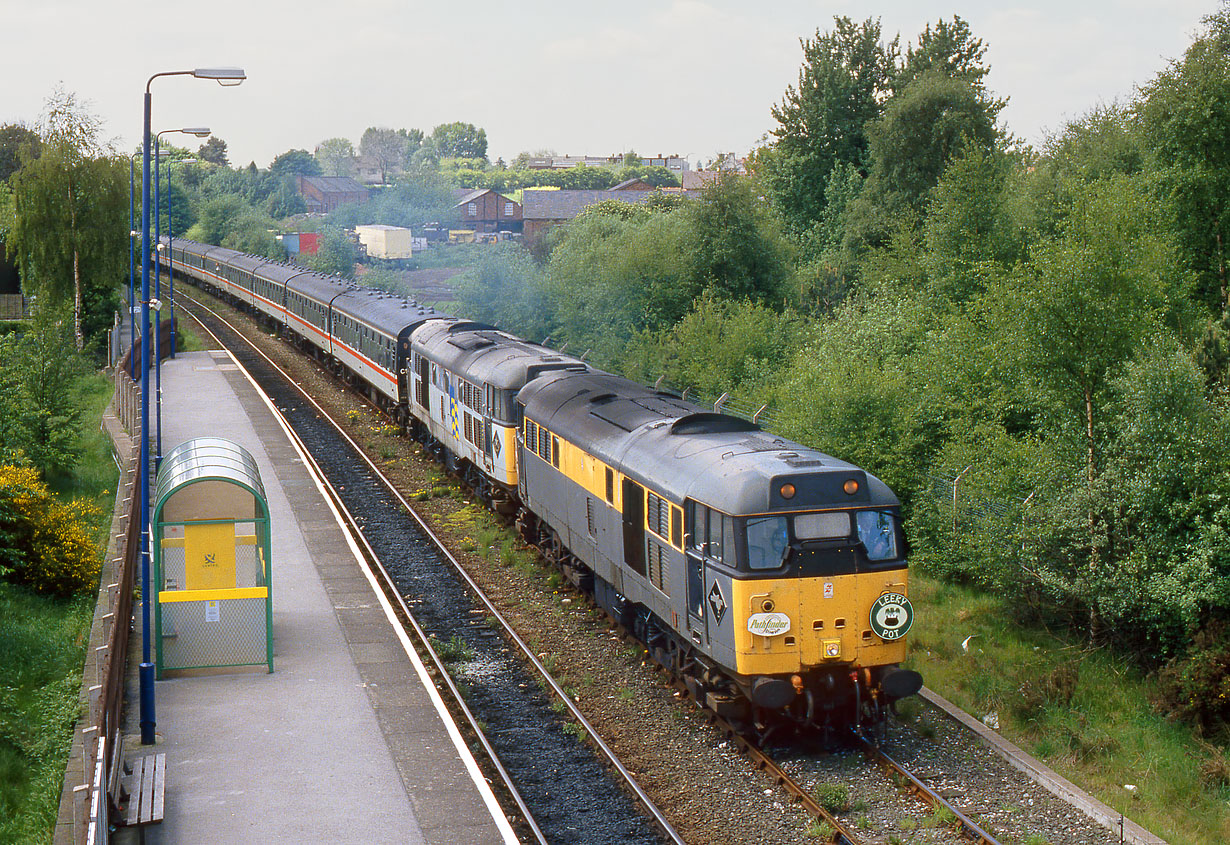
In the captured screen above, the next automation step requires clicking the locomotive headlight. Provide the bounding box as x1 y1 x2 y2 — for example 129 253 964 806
843 479 860 495
780 483 796 499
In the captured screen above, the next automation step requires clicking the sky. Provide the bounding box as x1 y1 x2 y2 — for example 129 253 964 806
0 1 1215 170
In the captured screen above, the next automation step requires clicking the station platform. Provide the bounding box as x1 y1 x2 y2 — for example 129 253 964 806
118 350 515 844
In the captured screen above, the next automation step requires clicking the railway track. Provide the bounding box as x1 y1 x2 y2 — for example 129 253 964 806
172 283 1131 845
177 292 682 845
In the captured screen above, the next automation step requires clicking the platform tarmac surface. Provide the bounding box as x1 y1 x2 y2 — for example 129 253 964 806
118 350 515 844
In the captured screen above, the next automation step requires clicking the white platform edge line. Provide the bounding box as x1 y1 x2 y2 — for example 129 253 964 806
226 348 519 844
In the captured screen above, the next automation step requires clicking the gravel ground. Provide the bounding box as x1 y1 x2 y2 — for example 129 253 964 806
180 290 1140 845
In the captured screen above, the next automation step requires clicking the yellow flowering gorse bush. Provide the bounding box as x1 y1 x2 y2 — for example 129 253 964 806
0 463 102 597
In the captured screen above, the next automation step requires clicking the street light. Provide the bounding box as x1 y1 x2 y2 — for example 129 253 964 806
138 66 244 746
128 150 169 377
153 128 209 473
162 156 199 361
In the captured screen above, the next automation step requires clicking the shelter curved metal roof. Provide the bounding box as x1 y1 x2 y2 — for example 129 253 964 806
154 437 267 517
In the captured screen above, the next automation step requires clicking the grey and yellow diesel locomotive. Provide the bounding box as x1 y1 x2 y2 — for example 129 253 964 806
169 237 922 739
512 367 921 739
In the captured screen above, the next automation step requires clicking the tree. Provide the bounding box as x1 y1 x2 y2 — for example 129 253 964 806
269 149 321 177
624 292 806 399
197 136 229 166
0 302 87 476
156 180 195 238
1043 103 1144 184
893 16 999 102
8 88 127 350
428 122 488 160
992 178 1183 632
681 175 793 308
266 175 307 218
0 123 40 183
397 128 424 165
872 72 999 210
922 142 1021 303
306 227 355 278
543 205 691 366
360 127 407 185
1137 6 1230 308
455 244 551 341
315 137 356 177
762 17 897 232
185 195 285 258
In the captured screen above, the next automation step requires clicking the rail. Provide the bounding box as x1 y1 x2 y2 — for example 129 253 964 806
178 291 686 844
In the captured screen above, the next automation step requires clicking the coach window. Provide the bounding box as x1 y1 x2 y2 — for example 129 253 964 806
605 467 614 504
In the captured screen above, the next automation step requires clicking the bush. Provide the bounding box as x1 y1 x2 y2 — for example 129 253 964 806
0 463 102 597
1157 621 1230 736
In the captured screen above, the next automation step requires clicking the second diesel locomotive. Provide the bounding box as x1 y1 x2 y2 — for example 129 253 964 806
169 236 922 738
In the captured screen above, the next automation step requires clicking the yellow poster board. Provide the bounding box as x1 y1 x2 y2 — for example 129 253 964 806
183 522 237 591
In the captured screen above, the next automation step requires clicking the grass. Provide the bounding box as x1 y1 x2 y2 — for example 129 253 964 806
905 573 1230 844
813 782 850 813
0 585 93 843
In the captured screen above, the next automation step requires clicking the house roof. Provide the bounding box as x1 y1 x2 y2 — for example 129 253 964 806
682 170 735 190
453 188 519 208
609 178 654 191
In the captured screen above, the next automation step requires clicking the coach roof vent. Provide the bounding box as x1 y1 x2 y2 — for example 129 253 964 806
669 413 760 435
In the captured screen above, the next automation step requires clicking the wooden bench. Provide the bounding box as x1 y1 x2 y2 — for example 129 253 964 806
115 751 166 840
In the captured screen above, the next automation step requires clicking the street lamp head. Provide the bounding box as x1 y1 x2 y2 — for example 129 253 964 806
182 127 211 137
192 67 246 86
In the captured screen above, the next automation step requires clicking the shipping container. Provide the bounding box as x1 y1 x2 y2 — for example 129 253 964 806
354 224 412 259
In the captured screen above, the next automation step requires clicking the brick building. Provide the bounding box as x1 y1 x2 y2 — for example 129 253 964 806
296 176 370 213
453 188 522 233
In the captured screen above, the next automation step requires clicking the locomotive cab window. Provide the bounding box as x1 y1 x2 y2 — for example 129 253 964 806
856 510 899 561
741 509 904 576
746 516 789 570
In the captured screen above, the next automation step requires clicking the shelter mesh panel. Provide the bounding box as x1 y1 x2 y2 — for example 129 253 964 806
160 597 267 671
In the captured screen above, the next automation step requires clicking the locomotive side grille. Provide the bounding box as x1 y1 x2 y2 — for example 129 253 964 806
647 539 670 595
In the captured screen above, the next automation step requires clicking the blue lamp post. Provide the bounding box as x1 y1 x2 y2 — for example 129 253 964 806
139 67 244 746
128 152 140 377
153 128 209 472
161 156 200 360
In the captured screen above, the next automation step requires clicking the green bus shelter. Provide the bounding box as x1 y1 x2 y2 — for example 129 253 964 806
152 437 273 677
